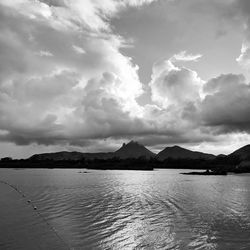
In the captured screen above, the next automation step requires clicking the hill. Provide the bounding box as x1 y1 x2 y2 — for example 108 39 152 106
229 145 250 160
157 145 215 161
30 151 114 161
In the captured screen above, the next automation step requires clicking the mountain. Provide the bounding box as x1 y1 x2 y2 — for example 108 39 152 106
157 145 215 161
114 141 155 159
29 143 217 162
229 145 250 160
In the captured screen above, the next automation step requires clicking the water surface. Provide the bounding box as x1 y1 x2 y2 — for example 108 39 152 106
0 168 250 249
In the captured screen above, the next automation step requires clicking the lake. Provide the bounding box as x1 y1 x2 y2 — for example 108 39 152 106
0 168 250 250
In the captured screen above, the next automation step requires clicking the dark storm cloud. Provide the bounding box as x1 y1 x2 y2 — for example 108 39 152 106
201 74 250 133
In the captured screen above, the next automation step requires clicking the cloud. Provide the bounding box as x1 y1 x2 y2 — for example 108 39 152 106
36 50 54 57
170 51 202 62
72 45 86 55
236 43 250 68
234 0 250 17
0 0 152 146
148 56 250 146
234 0 250 69
1 0 250 157
149 59 203 108
201 73 250 133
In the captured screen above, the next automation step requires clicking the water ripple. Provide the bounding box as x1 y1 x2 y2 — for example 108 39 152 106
0 169 250 249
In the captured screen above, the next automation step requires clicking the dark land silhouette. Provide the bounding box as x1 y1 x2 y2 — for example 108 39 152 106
0 141 250 173
156 145 215 160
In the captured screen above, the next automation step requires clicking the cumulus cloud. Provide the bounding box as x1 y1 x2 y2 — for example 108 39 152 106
148 54 250 147
149 59 203 108
0 0 151 146
201 73 250 133
1 0 185 152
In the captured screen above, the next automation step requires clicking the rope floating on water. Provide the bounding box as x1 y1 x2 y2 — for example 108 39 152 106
0 180 72 250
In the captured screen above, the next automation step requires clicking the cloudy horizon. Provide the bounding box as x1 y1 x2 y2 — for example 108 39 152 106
1 0 250 158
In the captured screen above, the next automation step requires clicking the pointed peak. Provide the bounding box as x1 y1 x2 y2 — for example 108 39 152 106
116 140 155 159
121 140 140 147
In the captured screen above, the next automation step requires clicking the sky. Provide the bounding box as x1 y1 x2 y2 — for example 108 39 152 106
1 0 250 158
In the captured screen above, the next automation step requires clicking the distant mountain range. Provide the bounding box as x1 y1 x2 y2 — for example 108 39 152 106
29 140 221 161
30 141 154 161
3 141 250 172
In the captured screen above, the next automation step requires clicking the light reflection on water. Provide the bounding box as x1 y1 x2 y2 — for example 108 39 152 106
0 169 250 249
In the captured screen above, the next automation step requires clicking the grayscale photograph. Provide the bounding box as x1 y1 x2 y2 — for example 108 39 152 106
0 0 250 249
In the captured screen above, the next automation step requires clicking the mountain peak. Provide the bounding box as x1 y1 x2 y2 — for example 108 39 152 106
115 141 155 159
119 141 145 150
